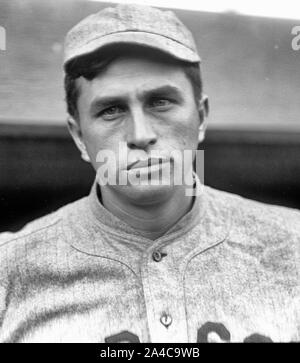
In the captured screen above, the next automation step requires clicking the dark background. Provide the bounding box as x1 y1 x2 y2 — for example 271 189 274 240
1 123 300 232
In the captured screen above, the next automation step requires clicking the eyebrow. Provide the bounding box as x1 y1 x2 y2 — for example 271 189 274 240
89 85 183 116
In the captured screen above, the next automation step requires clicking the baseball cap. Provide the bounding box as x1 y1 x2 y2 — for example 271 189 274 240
63 3 201 72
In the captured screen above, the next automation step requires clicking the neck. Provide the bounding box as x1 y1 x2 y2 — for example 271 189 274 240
99 186 194 240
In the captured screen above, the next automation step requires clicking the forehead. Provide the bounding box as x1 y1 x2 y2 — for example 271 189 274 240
77 54 194 100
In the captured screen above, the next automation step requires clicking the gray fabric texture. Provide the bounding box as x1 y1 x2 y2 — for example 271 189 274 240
0 178 299 342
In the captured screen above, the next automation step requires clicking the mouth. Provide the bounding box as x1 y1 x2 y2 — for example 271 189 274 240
127 157 171 171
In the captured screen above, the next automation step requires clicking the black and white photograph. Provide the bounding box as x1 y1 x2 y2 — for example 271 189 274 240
0 0 299 344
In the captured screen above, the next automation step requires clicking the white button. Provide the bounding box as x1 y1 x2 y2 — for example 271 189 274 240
160 313 172 328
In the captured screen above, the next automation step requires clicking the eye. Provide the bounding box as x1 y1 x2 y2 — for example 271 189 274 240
150 98 173 109
97 105 125 120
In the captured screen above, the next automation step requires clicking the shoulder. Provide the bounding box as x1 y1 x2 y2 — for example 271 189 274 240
204 185 300 235
0 196 88 271
204 185 300 275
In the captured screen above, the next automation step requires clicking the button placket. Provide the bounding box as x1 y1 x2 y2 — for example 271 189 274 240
140 243 188 342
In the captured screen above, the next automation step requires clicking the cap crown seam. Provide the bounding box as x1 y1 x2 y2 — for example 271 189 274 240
73 29 196 53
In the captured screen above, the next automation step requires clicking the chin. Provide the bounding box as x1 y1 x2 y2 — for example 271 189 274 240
115 182 175 205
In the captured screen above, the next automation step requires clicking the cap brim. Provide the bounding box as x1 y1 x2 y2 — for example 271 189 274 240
64 31 200 71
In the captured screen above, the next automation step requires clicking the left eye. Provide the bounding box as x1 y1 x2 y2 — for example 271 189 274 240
150 99 172 108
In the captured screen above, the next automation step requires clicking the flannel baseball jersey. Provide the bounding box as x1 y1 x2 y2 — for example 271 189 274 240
0 175 299 342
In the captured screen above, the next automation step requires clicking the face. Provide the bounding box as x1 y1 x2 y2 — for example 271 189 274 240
72 54 202 203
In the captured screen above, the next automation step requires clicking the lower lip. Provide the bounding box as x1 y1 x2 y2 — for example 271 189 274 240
128 161 170 173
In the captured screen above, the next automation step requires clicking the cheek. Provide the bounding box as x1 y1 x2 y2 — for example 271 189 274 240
159 109 200 149
81 125 125 169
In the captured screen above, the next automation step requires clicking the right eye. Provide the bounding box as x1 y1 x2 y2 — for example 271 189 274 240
97 105 125 120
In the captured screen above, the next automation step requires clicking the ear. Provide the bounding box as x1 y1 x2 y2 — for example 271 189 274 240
67 116 91 163
197 94 209 143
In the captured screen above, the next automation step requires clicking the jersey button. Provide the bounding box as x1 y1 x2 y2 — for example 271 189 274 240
160 313 172 328
152 250 162 262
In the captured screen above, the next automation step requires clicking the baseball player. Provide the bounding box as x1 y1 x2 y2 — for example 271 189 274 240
0 4 299 343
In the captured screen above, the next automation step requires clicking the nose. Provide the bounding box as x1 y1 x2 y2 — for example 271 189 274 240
126 107 157 150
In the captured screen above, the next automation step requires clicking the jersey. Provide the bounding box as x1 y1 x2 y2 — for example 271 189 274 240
0 176 299 342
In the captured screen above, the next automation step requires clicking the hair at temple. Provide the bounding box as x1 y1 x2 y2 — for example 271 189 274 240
64 44 203 122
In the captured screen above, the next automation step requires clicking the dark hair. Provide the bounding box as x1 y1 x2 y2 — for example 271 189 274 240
64 44 203 122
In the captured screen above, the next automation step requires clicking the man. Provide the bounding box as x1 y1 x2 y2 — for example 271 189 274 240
0 4 299 343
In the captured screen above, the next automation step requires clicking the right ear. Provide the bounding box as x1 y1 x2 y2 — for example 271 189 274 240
67 116 91 163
